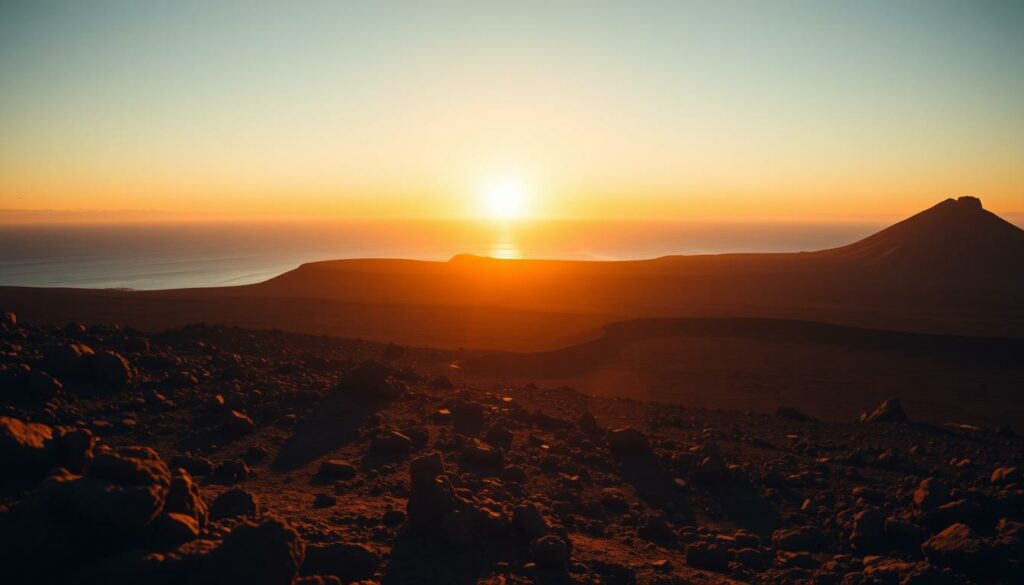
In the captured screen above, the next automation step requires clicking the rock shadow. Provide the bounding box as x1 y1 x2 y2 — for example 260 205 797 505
614 450 693 522
271 389 384 472
702 483 782 539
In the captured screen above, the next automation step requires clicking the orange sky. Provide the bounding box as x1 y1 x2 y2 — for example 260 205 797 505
1 2 1021 222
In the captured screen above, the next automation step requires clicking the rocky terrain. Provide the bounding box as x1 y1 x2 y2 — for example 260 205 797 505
1 310 1022 584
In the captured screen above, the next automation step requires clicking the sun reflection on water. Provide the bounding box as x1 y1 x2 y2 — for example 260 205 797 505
490 224 521 259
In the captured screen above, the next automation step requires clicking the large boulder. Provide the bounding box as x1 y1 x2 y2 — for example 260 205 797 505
79 446 172 526
1 445 174 582
44 343 95 379
922 523 992 575
29 370 63 400
198 516 305 585
92 350 132 387
163 468 208 529
0 416 56 484
406 453 459 528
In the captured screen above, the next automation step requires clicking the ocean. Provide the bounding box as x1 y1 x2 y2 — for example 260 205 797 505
0 220 886 290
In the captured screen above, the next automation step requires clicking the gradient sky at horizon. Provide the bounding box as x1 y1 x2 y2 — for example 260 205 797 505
1 0 1021 221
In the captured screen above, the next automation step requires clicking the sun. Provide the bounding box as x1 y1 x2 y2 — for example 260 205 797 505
483 180 526 220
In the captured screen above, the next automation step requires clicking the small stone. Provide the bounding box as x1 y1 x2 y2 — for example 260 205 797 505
319 459 357 479
991 466 1020 485
370 430 412 453
224 410 256 434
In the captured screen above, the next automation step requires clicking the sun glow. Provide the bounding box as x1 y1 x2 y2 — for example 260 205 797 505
483 180 527 220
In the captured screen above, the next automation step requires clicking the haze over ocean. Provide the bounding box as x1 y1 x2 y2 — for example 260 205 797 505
2 220 893 290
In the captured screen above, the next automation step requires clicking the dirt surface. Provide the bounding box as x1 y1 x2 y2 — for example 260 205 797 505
2 314 1022 584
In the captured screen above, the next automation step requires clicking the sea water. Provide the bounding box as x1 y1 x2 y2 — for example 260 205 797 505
0 220 885 290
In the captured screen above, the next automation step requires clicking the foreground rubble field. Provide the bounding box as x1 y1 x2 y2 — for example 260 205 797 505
1 312 1022 584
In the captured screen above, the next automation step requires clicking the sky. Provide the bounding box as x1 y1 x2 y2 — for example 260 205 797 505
0 0 1021 221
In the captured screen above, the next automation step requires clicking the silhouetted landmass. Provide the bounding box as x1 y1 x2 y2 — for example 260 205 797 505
1 197 1022 349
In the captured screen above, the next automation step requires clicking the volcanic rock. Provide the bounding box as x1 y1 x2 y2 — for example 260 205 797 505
334 360 405 401
224 409 256 434
512 502 549 539
301 542 380 582
164 468 208 528
685 541 729 571
319 459 357 479
773 526 826 551
921 523 991 574
198 516 304 585
991 466 1020 485
215 458 250 481
860 398 908 423
210 487 260 520
460 438 504 467
913 477 951 510
531 534 570 570
82 446 172 526
44 343 94 379
439 508 476 549
501 464 527 484
407 454 459 527
850 508 885 551
148 511 200 549
0 415 56 483
370 430 413 453
92 350 132 386
29 370 62 400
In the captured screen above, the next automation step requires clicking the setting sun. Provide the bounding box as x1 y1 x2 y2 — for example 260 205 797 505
483 180 527 220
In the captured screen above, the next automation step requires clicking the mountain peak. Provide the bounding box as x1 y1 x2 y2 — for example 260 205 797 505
954 195 982 210
823 196 1024 281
